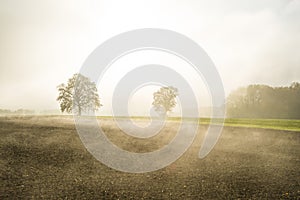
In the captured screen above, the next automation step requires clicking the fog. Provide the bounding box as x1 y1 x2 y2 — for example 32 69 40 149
0 0 299 116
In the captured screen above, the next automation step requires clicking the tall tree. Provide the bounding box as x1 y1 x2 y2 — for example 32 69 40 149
152 86 178 116
57 73 102 115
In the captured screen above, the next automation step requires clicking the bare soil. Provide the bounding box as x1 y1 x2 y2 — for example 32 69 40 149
0 116 299 199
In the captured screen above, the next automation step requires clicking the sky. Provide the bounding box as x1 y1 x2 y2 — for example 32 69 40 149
0 0 299 115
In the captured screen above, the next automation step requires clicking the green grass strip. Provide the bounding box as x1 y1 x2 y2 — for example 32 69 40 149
97 116 300 132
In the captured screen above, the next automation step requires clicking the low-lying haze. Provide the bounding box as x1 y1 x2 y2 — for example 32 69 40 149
0 0 299 116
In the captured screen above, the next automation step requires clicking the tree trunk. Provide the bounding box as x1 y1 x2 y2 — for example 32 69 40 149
78 106 81 116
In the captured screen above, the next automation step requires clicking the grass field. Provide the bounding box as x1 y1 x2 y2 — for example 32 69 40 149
101 116 300 132
198 118 300 132
1 116 300 199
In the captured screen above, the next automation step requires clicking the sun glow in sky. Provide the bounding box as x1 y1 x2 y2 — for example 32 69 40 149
0 0 299 115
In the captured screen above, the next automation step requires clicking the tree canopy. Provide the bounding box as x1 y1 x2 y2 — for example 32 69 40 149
57 73 102 115
152 86 178 115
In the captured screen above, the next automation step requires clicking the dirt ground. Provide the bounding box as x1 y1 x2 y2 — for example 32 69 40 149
0 116 299 199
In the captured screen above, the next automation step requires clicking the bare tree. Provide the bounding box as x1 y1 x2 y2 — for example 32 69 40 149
152 86 178 116
57 73 102 115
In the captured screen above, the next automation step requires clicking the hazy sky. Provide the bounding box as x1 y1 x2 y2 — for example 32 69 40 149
0 0 299 114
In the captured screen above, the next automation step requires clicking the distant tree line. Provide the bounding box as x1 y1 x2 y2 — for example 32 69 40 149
226 82 300 119
0 109 35 115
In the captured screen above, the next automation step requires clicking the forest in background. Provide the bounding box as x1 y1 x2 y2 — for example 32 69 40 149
226 82 300 119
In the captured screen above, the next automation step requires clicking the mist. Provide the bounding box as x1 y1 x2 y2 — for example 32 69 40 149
0 0 299 116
